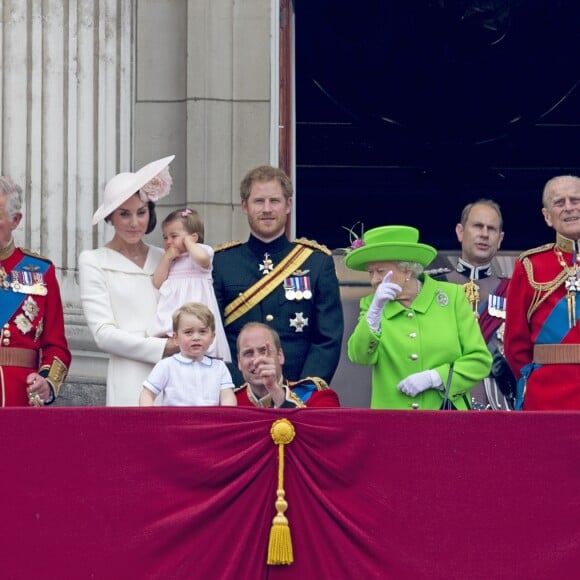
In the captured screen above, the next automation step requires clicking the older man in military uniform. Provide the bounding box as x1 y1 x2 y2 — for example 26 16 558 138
213 165 343 386
430 199 515 409
505 175 580 410
0 176 71 406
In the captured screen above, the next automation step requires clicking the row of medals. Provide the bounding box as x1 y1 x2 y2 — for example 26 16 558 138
487 293 506 319
284 283 312 302
260 254 312 301
0 266 48 296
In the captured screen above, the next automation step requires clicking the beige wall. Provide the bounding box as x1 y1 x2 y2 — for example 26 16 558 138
137 0 272 250
0 0 275 389
0 0 135 382
0 1 377 407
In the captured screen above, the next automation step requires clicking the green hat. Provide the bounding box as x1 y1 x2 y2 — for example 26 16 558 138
344 225 437 271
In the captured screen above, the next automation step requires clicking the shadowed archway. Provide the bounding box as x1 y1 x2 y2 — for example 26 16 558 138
293 0 580 251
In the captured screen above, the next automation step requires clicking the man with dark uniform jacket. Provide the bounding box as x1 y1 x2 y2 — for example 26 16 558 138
213 165 343 387
0 176 71 407
234 322 340 408
429 199 515 409
505 175 580 410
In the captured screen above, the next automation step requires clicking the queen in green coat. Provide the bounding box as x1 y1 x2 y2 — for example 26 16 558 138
346 225 491 410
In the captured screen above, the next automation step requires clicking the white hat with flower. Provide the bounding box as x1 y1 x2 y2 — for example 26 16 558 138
92 155 175 225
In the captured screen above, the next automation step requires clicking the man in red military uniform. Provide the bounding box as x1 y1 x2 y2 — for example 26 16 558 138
235 322 340 408
0 176 71 407
504 175 580 410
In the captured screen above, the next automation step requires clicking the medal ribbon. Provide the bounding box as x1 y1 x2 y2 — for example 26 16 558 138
478 278 509 343
0 254 50 327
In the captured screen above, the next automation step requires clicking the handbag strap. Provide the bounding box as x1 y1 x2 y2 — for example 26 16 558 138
441 364 472 410
441 364 454 407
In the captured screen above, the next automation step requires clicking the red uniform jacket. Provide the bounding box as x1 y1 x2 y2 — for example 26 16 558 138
504 241 580 410
0 243 71 406
235 376 340 408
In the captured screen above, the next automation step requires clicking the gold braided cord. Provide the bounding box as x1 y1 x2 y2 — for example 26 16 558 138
286 389 306 408
292 237 332 256
517 242 555 261
462 280 480 318
305 376 330 391
276 439 285 490
267 419 296 566
522 256 569 322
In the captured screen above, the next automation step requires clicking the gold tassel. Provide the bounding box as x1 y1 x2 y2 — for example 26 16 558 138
463 280 480 319
267 418 296 566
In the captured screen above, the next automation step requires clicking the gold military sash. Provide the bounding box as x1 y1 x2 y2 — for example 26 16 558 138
224 244 313 326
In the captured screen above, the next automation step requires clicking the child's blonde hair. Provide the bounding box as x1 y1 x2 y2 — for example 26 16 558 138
163 208 205 243
172 302 215 333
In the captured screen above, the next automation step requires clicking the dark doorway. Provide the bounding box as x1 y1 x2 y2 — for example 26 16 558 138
293 1 580 251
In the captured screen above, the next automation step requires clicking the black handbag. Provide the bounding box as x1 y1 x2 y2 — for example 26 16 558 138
440 397 457 410
439 364 471 410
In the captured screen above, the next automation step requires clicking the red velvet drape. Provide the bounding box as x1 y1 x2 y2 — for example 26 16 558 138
1 408 579 579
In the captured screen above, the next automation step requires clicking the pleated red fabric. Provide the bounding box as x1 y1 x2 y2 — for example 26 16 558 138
1 407 579 580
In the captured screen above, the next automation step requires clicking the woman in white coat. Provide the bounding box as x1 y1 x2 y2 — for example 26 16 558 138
79 155 179 405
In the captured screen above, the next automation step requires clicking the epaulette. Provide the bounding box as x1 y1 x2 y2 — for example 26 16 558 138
293 237 331 256
518 243 554 261
233 383 248 393
290 376 330 391
424 266 452 277
19 247 52 263
213 240 243 253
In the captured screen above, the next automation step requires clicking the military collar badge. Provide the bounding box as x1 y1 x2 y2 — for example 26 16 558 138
456 258 493 280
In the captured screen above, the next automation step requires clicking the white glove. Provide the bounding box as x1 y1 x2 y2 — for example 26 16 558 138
397 370 442 397
366 271 402 332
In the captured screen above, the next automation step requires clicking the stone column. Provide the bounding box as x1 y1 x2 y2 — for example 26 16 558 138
0 0 133 392
1 0 276 402
137 0 273 249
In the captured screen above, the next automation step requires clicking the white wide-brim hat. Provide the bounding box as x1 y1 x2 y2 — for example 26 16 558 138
92 155 175 225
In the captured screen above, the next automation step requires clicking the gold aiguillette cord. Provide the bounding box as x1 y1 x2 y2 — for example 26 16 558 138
557 247 579 329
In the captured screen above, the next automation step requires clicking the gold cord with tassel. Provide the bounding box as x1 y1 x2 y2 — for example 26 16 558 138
463 280 480 319
267 418 296 566
556 247 580 329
